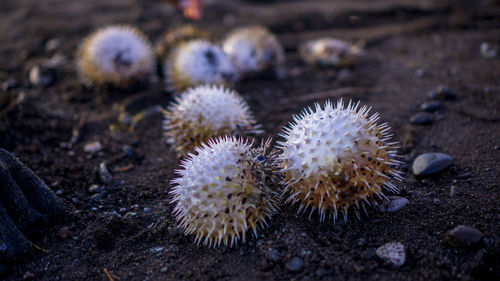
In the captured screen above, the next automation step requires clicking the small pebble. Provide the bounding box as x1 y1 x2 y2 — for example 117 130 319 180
433 198 441 205
88 184 104 193
428 85 456 100
379 196 409 212
123 145 134 157
412 153 453 176
22 271 36 280
84 141 102 153
480 42 498 59
419 101 442 112
71 197 79 204
285 257 304 272
449 185 461 197
445 225 484 247
91 193 105 202
58 226 70 239
376 242 406 267
150 247 164 253
99 162 113 184
409 112 433 125
29 65 55 87
143 207 151 213
45 38 61 52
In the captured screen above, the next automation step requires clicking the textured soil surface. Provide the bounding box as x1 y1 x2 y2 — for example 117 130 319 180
1 0 499 280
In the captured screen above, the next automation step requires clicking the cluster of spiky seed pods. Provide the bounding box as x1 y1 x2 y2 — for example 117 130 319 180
77 24 402 247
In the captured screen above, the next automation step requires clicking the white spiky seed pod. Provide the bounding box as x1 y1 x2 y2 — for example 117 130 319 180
78 25 155 88
299 38 363 67
163 85 261 156
222 26 285 78
165 40 237 93
170 136 280 247
276 99 404 223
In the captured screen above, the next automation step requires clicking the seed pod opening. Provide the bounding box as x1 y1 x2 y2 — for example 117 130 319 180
276 99 403 222
170 136 280 247
78 25 155 88
163 85 261 156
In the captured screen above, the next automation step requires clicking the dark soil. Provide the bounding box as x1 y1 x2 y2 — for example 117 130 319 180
1 0 499 280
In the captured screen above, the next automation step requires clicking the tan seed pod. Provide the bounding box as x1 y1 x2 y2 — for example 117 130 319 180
276 99 404 222
165 40 238 93
155 24 210 64
222 26 285 78
77 25 155 88
163 85 262 156
299 37 363 67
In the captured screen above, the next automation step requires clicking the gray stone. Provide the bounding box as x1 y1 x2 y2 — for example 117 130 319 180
412 153 453 176
445 225 484 247
285 257 304 272
410 112 433 125
480 42 498 59
379 196 409 212
99 162 113 184
433 198 441 205
428 86 456 100
84 141 102 153
420 101 442 112
150 247 164 253
376 242 406 267
267 248 283 262
88 184 104 193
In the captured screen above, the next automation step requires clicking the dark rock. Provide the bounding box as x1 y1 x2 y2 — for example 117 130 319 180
428 85 456 100
58 226 70 239
267 248 283 263
456 172 471 179
91 193 105 202
143 207 151 213
412 153 453 176
419 101 442 112
445 225 484 247
88 184 104 193
71 197 79 204
123 145 134 157
433 198 441 205
410 112 433 125
379 196 409 212
29 65 56 87
285 257 304 272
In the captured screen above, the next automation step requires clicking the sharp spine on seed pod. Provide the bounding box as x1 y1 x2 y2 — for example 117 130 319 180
165 40 237 93
276 99 404 223
170 136 281 247
77 25 155 88
163 85 262 156
155 25 210 65
299 38 364 67
222 26 285 78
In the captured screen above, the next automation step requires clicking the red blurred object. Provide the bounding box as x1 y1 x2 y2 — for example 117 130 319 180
166 0 202 20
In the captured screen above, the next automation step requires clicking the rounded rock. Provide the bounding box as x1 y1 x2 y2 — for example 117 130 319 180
419 101 442 112
376 242 406 267
379 196 409 212
409 112 433 125
412 153 453 176
285 256 305 272
445 225 484 247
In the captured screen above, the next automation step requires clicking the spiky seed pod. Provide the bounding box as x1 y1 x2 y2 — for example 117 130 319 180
165 40 237 93
78 25 155 88
155 25 210 64
222 26 285 78
299 38 363 67
163 85 261 156
276 99 404 223
170 136 280 247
